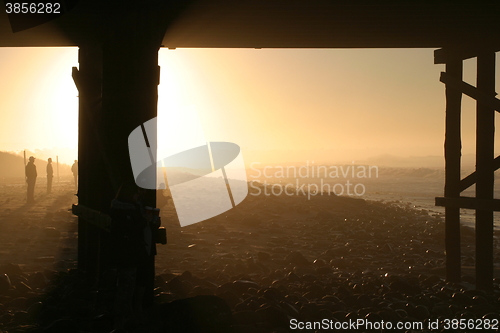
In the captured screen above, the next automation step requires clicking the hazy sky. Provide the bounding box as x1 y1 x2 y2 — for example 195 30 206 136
0 47 499 166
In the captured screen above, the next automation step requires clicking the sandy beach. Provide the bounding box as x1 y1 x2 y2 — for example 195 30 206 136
0 180 499 332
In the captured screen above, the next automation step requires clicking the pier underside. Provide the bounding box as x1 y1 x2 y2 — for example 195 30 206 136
1 0 499 295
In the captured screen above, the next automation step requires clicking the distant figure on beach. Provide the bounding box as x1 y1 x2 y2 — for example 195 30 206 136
71 160 78 190
46 158 53 194
25 156 37 204
157 184 172 208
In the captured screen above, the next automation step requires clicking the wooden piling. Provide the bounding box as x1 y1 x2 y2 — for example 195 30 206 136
443 54 463 283
436 47 498 290
475 51 496 292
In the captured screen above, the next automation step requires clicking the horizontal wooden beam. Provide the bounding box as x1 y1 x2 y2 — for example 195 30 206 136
72 204 111 231
440 72 500 112
435 196 500 211
460 155 500 191
434 46 500 64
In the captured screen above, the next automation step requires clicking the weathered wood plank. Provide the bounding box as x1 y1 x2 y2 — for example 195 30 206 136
459 155 500 191
475 51 495 292
434 46 500 64
443 56 463 283
439 72 500 112
436 196 500 211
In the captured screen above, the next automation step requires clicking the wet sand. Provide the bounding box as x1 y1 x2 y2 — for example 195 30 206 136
0 181 499 332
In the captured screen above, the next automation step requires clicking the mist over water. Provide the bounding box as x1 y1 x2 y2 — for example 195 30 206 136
246 160 500 229
3 143 499 229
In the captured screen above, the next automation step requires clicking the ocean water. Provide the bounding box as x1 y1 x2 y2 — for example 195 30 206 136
358 171 500 229
249 166 500 229
360 177 463 226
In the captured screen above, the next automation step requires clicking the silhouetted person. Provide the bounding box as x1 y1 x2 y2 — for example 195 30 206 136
25 156 37 204
109 182 159 331
71 160 78 190
46 158 53 194
157 185 172 209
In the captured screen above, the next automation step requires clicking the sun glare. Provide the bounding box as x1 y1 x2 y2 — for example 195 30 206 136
38 52 79 150
0 48 79 165
158 50 211 159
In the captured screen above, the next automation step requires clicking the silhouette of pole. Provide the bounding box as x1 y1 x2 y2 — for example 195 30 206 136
443 55 462 283
73 13 168 308
475 51 495 292
56 156 59 185
74 46 103 275
23 150 27 188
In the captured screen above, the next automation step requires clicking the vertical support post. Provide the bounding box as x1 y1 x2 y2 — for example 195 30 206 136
72 2 177 304
101 34 161 308
75 45 106 276
444 55 463 283
475 51 495 292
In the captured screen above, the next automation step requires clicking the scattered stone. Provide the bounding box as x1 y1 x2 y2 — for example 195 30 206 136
27 301 44 320
0 275 11 294
13 282 32 294
34 257 55 263
43 318 79 333
285 251 310 266
150 295 232 333
232 310 259 326
0 263 22 276
232 280 260 294
257 252 271 262
167 276 191 298
2 181 500 333
42 227 61 238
